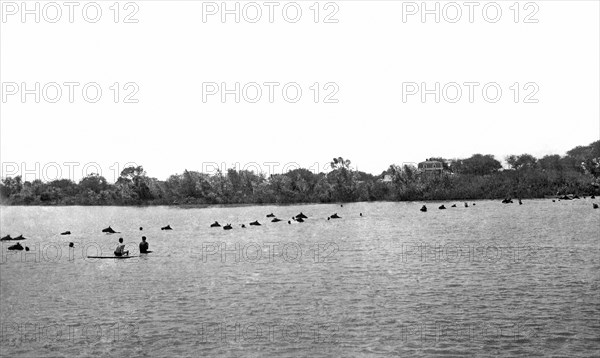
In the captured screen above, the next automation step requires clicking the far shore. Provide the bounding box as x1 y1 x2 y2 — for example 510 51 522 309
2 141 598 207
0 195 592 209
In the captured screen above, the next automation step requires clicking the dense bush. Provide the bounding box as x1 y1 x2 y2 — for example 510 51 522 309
1 142 598 206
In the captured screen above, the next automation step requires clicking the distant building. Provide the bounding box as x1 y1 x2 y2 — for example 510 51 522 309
418 159 443 175
381 174 393 183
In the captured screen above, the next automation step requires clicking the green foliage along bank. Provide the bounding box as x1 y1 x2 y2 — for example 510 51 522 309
1 142 599 206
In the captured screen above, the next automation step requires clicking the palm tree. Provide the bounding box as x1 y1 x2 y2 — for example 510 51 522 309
330 157 351 170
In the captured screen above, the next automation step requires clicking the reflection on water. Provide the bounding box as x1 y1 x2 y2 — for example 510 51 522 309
1 200 599 357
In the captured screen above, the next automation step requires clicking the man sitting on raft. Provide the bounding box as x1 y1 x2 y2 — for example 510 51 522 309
139 236 149 253
114 238 129 257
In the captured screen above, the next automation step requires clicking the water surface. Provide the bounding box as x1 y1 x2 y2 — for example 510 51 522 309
1 200 599 357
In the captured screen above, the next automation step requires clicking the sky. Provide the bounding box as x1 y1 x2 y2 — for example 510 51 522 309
1 0 599 183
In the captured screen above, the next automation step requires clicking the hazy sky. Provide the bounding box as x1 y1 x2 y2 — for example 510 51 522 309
1 0 598 182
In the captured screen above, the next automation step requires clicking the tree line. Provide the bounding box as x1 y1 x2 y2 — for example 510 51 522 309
1 141 598 205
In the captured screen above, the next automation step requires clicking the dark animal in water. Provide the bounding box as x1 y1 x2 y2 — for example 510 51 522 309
296 212 308 219
271 218 283 222
61 231 71 235
266 213 275 218
161 225 173 230
518 199 523 205
451 204 457 208
593 203 599 209
69 242 74 248
420 205 427 212
439 205 446 210
249 221 261 226
296 217 305 223
464 202 469 207
330 213 341 219
102 226 118 234
8 243 23 251
591 195 596 199
502 198 513 204
223 224 233 230
241 224 246 228
1 235 26 241
210 221 221 228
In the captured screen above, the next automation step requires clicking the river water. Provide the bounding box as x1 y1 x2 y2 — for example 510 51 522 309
1 200 599 357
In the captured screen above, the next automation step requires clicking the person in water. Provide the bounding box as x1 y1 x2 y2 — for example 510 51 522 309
114 238 129 257
139 236 149 253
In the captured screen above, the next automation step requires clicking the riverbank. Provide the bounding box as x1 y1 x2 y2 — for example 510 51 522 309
2 141 598 206
1 192 598 207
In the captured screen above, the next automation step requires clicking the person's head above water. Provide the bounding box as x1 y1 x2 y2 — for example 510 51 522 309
142 236 146 241
119 238 123 243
